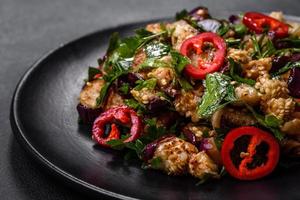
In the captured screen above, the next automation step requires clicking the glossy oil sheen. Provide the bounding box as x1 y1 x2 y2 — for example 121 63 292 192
11 18 300 200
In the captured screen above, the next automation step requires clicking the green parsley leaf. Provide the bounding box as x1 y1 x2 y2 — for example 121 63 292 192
124 139 145 156
96 63 129 106
118 83 130 95
106 135 131 150
170 51 191 74
106 32 121 55
144 42 170 58
143 118 167 142
178 77 193 90
134 78 157 91
96 83 110 106
202 129 210 138
228 58 256 86
233 24 248 36
98 30 166 107
197 73 236 118
214 128 229 150
265 115 283 128
245 104 284 140
175 9 189 21
217 21 230 36
124 99 146 114
139 57 169 69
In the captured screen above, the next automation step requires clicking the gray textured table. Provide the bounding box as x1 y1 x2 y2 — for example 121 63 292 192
1 0 300 199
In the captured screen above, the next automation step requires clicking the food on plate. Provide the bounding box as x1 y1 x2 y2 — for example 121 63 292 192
77 6 300 182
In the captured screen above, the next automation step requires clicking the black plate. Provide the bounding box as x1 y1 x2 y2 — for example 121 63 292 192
11 16 300 200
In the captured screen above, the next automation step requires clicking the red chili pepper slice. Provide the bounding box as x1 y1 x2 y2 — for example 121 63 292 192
92 106 143 147
180 32 226 79
221 126 280 180
93 73 102 79
243 12 289 38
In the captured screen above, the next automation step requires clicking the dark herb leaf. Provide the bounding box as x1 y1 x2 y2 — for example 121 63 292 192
217 21 230 36
228 58 256 86
278 38 300 47
124 99 146 114
175 9 189 21
178 78 193 90
214 128 228 150
106 135 130 150
97 62 130 106
88 67 101 81
134 78 157 91
271 61 300 77
96 83 111 106
106 32 121 55
143 118 167 142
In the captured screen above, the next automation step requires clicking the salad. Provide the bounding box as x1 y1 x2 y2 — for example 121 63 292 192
77 6 300 182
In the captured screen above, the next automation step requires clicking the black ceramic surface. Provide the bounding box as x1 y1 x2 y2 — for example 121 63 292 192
11 17 300 200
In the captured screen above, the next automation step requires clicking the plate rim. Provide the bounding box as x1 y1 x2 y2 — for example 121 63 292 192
9 14 300 200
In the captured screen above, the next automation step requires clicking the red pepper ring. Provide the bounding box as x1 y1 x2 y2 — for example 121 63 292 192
180 32 226 80
221 126 280 180
92 106 143 147
243 12 289 38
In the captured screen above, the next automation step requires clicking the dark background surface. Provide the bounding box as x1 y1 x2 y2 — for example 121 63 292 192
1 0 300 199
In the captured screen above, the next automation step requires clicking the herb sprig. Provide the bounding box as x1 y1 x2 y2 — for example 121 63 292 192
228 58 256 86
245 104 284 140
197 73 236 118
96 30 166 106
